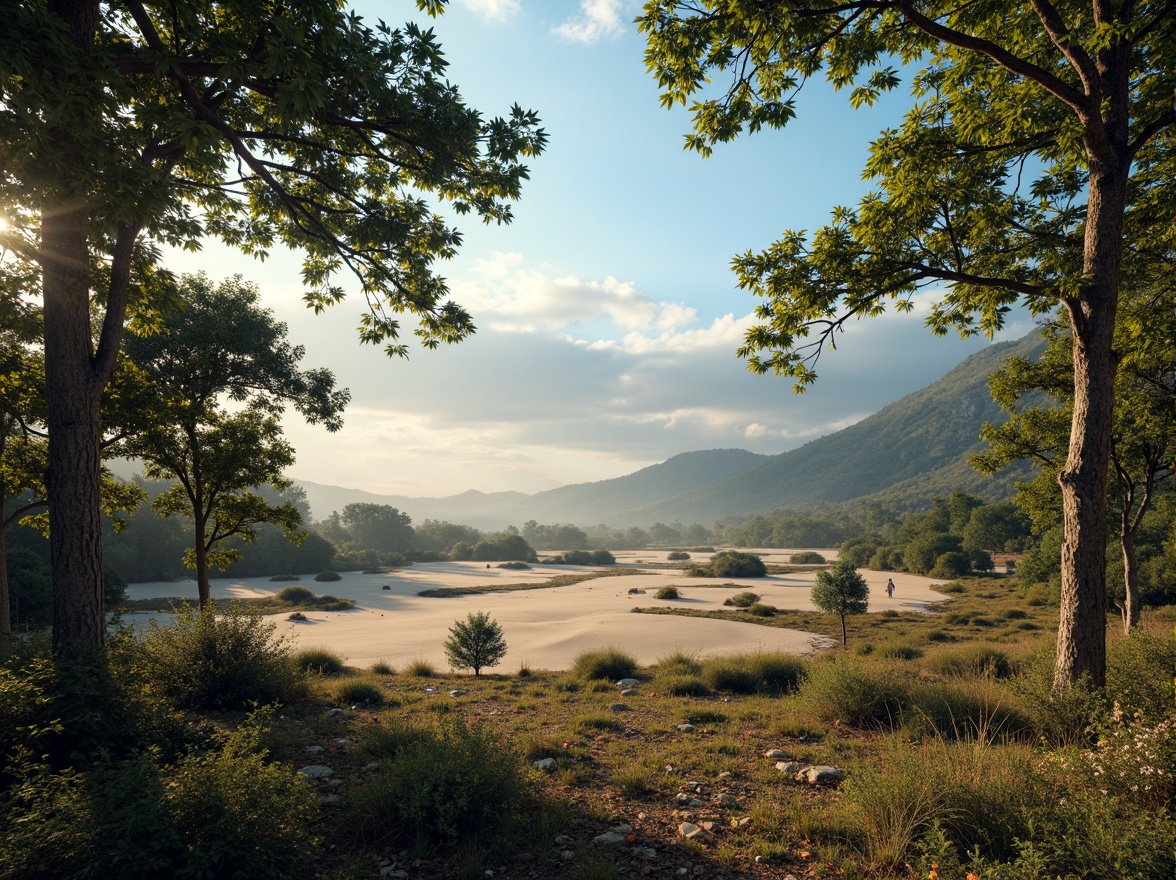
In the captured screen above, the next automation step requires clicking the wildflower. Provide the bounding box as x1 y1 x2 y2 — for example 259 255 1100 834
967 873 980 880
929 872 938 880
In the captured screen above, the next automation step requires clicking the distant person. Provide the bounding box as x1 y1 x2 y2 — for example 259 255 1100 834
886 578 895 599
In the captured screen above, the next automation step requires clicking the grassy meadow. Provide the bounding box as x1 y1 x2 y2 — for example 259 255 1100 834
2 576 1174 880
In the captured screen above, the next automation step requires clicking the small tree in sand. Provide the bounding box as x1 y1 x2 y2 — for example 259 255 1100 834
444 611 507 676
812 561 869 649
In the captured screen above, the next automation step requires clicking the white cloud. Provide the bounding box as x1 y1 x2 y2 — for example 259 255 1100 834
458 0 520 23
553 0 624 44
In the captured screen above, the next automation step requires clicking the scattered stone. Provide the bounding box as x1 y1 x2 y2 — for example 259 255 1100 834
677 723 695 732
362 762 380 773
799 765 845 785
593 831 626 846
717 771 732 780
561 851 575 861
678 822 709 840
682 780 701 790
534 758 557 772
611 824 633 835
379 869 408 879
304 745 324 754
674 793 704 807
554 834 574 846
693 867 705 876
336 738 351 747
677 869 689 877
318 794 340 806
608 703 628 712
297 765 334 780
784 875 799 880
714 793 738 807
763 748 789 760
326 708 344 720
449 689 468 697
633 847 657 859
620 689 639 697
616 678 641 687
775 761 802 774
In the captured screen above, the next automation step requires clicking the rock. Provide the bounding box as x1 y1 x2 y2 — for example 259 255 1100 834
730 816 751 828
775 761 803 774
379 869 408 879
633 846 657 859
678 822 709 840
362 762 380 772
304 745 324 754
326 708 344 719
554 834 574 846
616 678 641 687
327 778 344 788
318 794 340 806
717 771 732 780
534 758 557 772
620 689 639 697
763 748 789 760
449 689 468 697
608 703 628 712
799 765 845 784
381 585 391 590
674 793 704 807
561 851 575 861
297 765 334 779
611 824 633 835
677 723 695 732
593 831 626 846
714 793 738 807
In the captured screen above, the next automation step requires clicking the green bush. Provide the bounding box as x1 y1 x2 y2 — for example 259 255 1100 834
700 657 759 694
657 649 702 676
370 661 395 675
690 550 766 578
700 652 806 695
560 549 616 565
1106 631 1176 719
925 643 1012 679
314 571 342 582
875 640 924 661
293 647 348 676
335 678 384 706
572 647 637 681
497 561 530 570
268 574 299 582
789 551 826 564
745 602 778 616
274 585 315 604
797 656 909 729
930 551 972 579
667 551 691 561
907 680 1034 741
728 591 760 607
347 716 531 849
658 674 711 697
655 585 680 600
403 658 438 677
137 604 298 710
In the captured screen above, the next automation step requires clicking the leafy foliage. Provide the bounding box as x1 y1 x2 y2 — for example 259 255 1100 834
811 561 869 647
443 611 508 676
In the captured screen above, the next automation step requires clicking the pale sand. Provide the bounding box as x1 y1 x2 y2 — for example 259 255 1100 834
124 551 946 672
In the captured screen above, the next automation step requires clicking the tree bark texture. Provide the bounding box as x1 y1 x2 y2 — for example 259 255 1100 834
194 511 213 611
1119 515 1140 635
0 500 10 636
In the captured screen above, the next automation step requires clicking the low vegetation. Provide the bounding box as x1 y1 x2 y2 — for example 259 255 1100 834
687 550 767 578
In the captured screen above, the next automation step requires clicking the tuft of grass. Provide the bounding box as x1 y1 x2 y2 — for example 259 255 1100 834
334 677 384 706
571 647 637 682
402 657 437 678
571 713 624 735
728 591 761 608
798 656 909 729
614 765 656 799
659 674 710 697
700 652 806 695
657 649 702 676
925 643 1012 679
875 640 924 661
274 585 315 604
701 657 759 694
293 647 348 676
370 660 395 675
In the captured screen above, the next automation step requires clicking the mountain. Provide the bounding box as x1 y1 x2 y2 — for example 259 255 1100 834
296 332 1046 528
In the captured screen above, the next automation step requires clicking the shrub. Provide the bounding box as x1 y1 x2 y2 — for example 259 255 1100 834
691 550 766 578
370 661 395 675
274 585 315 604
925 644 1012 679
789 551 826 564
1106 631 1176 720
346 716 531 849
798 656 909 729
654 585 680 600
571 714 624 735
269 574 299 582
875 640 924 661
571 647 637 681
443 611 508 676
700 657 758 694
314 571 342 582
667 551 691 561
403 658 437 678
657 649 702 676
560 549 616 565
137 604 297 710
700 652 806 695
497 561 530 570
335 678 385 706
293 647 348 676
930 551 972 579
728 591 760 607
659 675 710 696
908 680 1034 741
811 560 870 648
745 602 778 616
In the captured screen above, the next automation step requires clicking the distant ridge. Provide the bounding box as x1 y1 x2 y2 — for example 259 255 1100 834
296 332 1045 529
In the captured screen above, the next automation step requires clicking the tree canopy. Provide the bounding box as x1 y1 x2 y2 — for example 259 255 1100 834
0 0 545 654
640 0 1176 692
812 560 870 648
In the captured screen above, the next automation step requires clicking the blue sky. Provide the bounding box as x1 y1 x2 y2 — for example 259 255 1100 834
168 0 1035 503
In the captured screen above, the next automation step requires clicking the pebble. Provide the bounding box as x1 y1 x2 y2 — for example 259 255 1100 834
534 758 557 772
304 745 324 754
297 765 334 779
633 846 657 859
554 835 573 846
620 688 639 697
616 678 641 687
326 708 344 719
318 794 340 806
763 748 789 760
677 723 695 732
776 761 802 774
362 762 380 772
608 703 628 712
593 832 626 846
449 689 467 697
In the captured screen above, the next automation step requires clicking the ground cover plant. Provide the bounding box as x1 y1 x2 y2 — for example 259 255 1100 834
3 575 1173 880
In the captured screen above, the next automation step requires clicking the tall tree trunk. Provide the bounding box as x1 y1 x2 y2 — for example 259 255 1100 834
43 203 107 656
1053 113 1129 694
194 511 213 612
839 612 847 649
1119 515 1140 635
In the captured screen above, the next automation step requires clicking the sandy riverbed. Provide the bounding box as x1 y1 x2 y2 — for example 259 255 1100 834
123 549 946 672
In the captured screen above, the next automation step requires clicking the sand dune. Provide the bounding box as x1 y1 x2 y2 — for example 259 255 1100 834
124 551 946 672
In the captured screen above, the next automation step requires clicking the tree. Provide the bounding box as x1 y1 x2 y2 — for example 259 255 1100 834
640 0 1175 692
811 560 870 648
329 503 415 556
0 1 545 657
443 611 507 676
975 298 1175 632
124 274 349 608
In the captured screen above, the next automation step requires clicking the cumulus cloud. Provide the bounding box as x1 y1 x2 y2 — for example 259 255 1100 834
458 0 520 22
553 0 624 44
